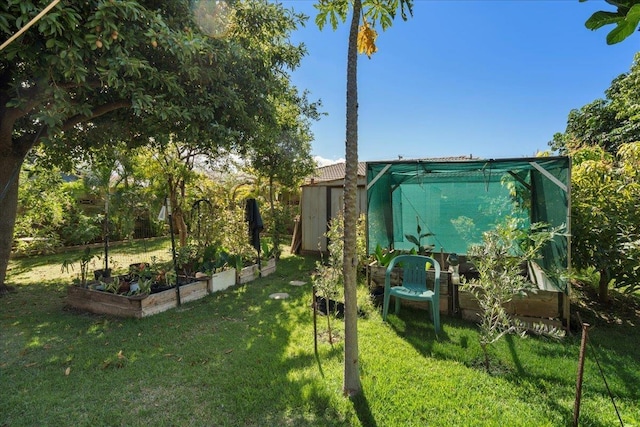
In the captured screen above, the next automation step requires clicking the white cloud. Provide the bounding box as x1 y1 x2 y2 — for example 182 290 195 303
314 155 344 167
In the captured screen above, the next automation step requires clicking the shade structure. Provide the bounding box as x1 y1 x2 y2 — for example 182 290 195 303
366 156 571 293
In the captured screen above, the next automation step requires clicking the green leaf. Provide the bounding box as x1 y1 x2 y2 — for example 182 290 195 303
405 234 420 246
585 11 622 30
607 4 640 44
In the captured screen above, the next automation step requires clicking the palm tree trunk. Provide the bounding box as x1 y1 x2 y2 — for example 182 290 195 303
342 0 362 397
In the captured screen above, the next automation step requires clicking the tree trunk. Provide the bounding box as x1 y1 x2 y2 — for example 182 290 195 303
598 268 609 303
342 0 361 397
268 175 278 260
0 138 28 294
174 209 188 247
167 180 188 247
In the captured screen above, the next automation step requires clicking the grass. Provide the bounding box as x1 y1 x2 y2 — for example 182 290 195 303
7 238 172 284
1 248 639 426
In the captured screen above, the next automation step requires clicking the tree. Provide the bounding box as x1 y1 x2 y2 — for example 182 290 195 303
0 0 307 293
571 142 640 302
550 53 640 155
314 0 413 396
248 88 320 258
463 219 564 372
584 0 640 44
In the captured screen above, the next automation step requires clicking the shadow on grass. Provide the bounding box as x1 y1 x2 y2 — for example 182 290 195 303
385 299 640 425
382 305 451 355
1 251 355 426
351 389 377 427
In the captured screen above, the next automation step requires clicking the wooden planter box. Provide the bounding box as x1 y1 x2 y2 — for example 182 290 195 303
237 263 259 285
208 268 236 293
367 262 401 290
260 258 276 277
66 278 209 318
458 286 564 328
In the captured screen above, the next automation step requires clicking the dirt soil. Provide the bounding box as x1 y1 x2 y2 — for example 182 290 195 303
571 281 640 330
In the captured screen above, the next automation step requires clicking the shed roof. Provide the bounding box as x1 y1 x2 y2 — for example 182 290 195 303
305 162 366 184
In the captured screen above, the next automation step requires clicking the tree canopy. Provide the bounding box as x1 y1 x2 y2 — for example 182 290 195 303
550 52 640 155
0 0 312 291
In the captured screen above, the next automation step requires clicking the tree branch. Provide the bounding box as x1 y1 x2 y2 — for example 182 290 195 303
61 100 131 131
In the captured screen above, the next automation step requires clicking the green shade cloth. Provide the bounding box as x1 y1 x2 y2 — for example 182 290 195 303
366 157 570 293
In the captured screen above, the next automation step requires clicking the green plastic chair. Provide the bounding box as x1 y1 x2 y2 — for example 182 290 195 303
382 254 441 334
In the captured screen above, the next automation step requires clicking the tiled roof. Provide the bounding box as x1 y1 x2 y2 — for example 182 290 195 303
306 162 366 183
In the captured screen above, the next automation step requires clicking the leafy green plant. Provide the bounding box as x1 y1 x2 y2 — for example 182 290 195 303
312 214 345 345
196 244 232 274
137 276 153 295
260 241 277 261
61 247 99 287
104 279 121 294
463 218 565 372
372 244 398 267
404 217 435 255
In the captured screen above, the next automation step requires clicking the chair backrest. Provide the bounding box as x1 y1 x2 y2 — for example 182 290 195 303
386 254 441 294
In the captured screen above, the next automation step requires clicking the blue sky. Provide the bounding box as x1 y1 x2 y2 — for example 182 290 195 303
280 0 640 165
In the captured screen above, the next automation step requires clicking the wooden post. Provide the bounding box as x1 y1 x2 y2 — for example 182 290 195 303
573 322 590 427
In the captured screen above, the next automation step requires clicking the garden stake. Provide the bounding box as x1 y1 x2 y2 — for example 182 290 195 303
167 197 181 306
312 285 318 355
573 322 589 427
103 196 109 274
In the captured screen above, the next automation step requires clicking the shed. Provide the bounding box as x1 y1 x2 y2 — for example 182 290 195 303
298 162 367 254
366 156 571 325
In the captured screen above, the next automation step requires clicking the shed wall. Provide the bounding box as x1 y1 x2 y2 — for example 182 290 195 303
300 179 366 253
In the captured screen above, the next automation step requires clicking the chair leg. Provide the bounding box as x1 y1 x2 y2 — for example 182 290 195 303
432 300 441 334
382 291 390 321
395 296 401 315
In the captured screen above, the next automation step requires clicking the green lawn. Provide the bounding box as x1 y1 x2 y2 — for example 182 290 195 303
1 249 638 426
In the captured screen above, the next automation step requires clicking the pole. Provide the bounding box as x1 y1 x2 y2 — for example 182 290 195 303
313 285 318 355
167 197 181 306
0 0 61 51
573 322 590 427
104 196 109 273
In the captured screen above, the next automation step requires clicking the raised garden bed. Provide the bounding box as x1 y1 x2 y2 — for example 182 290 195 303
66 278 208 318
458 286 565 328
260 257 276 277
367 261 566 327
237 263 259 284
236 258 276 284
208 268 236 293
